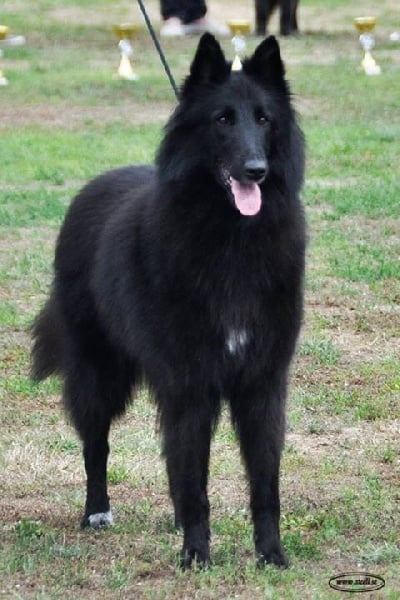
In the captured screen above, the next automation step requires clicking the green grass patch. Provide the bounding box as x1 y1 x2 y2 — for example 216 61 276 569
306 179 400 219
0 127 161 185
298 337 341 364
0 189 69 226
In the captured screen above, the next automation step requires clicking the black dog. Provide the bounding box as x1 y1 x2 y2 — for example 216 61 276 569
32 34 306 568
255 0 299 36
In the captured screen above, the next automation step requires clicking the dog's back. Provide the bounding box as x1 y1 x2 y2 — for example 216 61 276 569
32 165 155 382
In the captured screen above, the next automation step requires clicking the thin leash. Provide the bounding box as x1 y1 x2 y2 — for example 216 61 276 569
136 0 180 100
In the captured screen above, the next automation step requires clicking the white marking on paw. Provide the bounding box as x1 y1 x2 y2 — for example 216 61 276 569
88 511 114 528
226 329 248 355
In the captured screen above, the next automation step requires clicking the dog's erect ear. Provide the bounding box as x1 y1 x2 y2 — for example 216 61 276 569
244 36 286 89
182 33 230 94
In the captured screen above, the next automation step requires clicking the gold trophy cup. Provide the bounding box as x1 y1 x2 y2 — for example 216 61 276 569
227 20 251 71
112 23 140 81
0 25 10 85
0 25 9 40
354 17 381 75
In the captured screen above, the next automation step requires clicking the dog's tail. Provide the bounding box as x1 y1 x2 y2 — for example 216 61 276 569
31 297 62 381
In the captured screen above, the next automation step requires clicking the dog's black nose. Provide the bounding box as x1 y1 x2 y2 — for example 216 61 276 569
244 160 267 182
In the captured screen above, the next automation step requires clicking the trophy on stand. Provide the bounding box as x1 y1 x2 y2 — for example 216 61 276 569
227 20 251 71
0 25 26 86
112 23 139 81
0 25 9 85
354 16 381 75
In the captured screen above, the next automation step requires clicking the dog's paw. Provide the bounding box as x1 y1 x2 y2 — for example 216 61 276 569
179 522 210 569
81 510 114 530
256 543 289 569
180 545 211 570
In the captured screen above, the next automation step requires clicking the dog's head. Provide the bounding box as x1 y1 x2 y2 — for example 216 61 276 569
158 34 297 217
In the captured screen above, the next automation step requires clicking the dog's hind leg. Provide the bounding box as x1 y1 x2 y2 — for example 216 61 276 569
62 344 133 529
160 391 220 569
81 418 113 529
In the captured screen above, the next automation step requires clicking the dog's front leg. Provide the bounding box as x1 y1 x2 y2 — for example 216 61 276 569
160 392 219 569
230 381 289 568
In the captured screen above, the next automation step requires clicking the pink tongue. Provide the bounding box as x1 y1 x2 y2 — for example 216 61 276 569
230 178 262 216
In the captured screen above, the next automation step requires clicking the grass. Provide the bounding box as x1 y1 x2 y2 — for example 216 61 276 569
1 0 399 598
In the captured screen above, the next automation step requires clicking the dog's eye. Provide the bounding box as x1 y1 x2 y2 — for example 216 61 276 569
256 114 269 125
217 112 234 126
255 109 270 125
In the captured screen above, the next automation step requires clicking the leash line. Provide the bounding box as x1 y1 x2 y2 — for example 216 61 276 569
136 0 180 100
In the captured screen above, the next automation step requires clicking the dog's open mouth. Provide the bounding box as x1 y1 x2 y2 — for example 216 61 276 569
221 168 262 217
230 178 262 216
